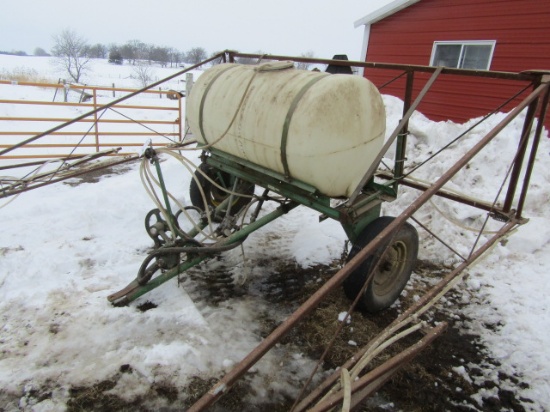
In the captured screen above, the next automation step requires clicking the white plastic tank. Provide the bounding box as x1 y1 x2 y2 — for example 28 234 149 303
186 62 385 198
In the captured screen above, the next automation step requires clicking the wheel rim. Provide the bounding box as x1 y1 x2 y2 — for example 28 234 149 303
371 240 408 297
210 172 230 206
210 184 228 206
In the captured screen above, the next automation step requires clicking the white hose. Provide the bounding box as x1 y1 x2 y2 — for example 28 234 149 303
139 147 263 246
399 173 501 234
340 368 352 412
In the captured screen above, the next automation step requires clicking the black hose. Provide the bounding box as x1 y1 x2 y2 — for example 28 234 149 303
136 239 246 285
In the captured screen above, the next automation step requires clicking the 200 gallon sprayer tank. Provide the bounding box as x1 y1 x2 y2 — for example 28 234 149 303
186 61 386 198
109 59 419 317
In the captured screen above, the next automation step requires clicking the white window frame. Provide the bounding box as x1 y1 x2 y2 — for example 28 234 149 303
429 40 496 70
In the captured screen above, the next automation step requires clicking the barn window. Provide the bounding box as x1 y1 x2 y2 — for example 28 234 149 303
430 41 496 70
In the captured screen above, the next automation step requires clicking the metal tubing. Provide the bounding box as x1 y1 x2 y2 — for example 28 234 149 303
348 67 443 203
307 323 447 412
0 79 179 94
0 117 178 124
113 201 299 305
0 153 102 170
189 82 545 412
152 154 175 221
92 89 100 152
375 172 510 216
0 53 224 157
226 51 538 82
411 216 467 261
394 70 414 183
515 80 550 217
0 99 178 110
0 155 138 199
502 81 541 212
292 219 516 412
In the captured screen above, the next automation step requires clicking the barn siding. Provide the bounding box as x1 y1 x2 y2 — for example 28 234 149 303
362 0 550 126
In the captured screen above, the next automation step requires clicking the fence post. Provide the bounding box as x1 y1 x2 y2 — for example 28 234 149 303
184 73 194 138
63 79 68 102
93 88 100 152
53 78 62 102
112 83 115 98
178 94 182 142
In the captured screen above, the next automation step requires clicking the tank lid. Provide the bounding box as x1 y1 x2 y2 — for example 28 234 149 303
255 61 294 72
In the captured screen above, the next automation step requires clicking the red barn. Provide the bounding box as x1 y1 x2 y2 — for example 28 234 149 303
354 0 550 125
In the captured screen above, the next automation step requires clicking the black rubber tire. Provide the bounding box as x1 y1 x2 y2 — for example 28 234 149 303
189 163 254 216
343 216 419 313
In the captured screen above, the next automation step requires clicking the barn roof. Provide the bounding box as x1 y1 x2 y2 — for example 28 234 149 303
354 0 421 27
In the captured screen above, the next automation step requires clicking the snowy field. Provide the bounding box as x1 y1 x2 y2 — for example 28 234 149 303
1 55 549 411
0 54 200 161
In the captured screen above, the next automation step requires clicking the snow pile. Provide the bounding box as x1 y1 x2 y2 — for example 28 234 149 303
381 94 550 409
1 56 549 410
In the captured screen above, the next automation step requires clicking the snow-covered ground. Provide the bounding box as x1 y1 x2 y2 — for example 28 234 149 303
1 55 549 411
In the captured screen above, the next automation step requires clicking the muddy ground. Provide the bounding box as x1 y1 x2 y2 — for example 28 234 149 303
6 162 534 411
58 257 533 412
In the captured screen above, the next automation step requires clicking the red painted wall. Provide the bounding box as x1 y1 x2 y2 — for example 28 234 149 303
363 0 550 126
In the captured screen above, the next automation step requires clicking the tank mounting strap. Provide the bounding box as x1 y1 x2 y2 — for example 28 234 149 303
199 65 240 145
280 74 329 178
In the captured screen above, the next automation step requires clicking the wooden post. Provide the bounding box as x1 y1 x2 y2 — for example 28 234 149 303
112 83 115 97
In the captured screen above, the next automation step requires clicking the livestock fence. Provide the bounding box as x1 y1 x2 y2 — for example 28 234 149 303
0 79 188 160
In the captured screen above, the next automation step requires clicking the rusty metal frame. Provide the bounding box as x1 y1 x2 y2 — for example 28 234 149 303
4 50 548 409
185 52 550 411
226 51 550 222
305 322 448 412
292 219 517 412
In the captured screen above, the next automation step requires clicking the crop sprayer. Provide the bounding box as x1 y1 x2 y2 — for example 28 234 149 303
107 59 418 316
103 53 550 410
1 51 548 410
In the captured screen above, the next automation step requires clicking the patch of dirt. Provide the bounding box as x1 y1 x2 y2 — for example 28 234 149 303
0 245 24 256
173 257 533 411
11 258 534 411
63 158 138 186
136 300 158 312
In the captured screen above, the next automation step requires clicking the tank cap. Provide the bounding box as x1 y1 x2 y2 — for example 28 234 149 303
255 61 294 72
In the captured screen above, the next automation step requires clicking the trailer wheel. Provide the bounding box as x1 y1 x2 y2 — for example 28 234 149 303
343 217 419 313
189 163 254 216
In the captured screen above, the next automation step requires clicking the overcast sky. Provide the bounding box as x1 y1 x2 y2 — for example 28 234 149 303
1 0 393 60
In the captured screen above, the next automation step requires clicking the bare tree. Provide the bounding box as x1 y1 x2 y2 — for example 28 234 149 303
34 47 50 57
149 46 170 67
120 42 136 65
87 43 107 59
295 50 316 70
131 62 155 87
168 48 182 68
51 29 91 83
185 47 207 64
120 40 146 65
108 44 123 64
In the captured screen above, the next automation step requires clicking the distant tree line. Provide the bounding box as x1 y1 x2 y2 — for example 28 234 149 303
44 28 212 83
49 36 208 68
0 50 31 56
106 40 189 67
16 28 316 84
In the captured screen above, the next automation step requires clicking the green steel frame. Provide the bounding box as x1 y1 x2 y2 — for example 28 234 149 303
205 148 396 242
